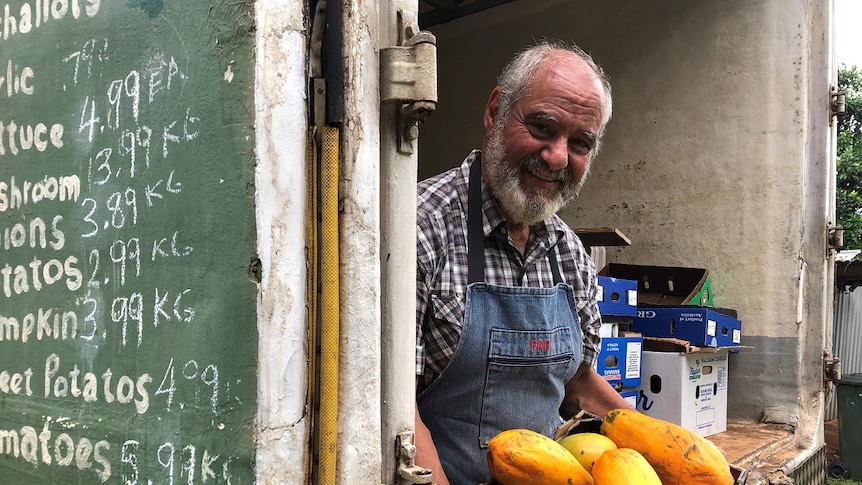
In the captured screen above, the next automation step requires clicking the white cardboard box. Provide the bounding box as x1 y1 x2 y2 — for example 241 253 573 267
619 389 638 409
636 348 729 437
599 322 619 338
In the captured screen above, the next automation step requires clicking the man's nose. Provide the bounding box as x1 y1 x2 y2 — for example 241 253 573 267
542 138 569 171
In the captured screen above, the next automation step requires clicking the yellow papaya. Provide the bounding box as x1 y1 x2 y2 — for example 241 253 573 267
600 409 733 485
557 432 617 473
592 448 662 485
487 428 594 485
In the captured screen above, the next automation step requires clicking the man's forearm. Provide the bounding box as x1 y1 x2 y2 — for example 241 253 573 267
414 403 451 485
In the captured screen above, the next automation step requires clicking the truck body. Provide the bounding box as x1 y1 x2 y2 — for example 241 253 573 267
0 0 837 483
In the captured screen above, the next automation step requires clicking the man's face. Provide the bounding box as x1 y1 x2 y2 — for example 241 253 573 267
483 54 606 225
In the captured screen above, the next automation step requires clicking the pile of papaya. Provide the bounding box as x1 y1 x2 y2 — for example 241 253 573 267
486 408 734 485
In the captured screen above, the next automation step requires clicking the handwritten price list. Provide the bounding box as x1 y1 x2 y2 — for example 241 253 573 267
0 2 258 483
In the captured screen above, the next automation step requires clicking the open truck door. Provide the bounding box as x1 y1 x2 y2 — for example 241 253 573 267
415 1 838 483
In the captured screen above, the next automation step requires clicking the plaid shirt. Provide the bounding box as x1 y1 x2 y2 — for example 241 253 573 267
416 150 601 392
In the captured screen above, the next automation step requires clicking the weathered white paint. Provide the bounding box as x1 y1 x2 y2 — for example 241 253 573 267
337 0 385 483
254 1 309 483
420 0 834 471
253 0 412 482
791 0 834 467
379 1 422 482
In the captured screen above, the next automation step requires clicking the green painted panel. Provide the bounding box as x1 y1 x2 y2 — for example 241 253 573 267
0 1 258 483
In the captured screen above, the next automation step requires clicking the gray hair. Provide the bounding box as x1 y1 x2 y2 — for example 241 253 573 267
496 40 613 153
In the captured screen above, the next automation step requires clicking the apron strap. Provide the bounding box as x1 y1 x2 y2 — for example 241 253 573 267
546 245 564 285
467 157 563 285
468 158 485 284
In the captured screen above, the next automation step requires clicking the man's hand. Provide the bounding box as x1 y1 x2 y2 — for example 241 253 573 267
560 364 635 419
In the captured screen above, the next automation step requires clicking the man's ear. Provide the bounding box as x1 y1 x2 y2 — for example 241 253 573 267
483 86 502 135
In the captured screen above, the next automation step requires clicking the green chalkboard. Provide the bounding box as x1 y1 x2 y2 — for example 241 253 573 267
0 1 258 483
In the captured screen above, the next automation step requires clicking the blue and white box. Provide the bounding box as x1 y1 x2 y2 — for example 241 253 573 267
636 349 729 437
633 306 741 348
597 276 638 317
597 336 643 389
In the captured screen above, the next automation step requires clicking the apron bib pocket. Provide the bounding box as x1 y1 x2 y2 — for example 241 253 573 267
478 326 577 445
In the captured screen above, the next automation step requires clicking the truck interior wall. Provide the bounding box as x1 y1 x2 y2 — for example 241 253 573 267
419 0 831 429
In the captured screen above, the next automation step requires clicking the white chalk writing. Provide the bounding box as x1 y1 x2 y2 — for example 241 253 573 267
0 5 251 482
1 1 101 41
0 175 80 212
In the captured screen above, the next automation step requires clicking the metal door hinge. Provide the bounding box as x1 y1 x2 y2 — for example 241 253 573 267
381 13 437 154
828 225 844 251
395 431 433 484
831 88 846 125
825 351 841 385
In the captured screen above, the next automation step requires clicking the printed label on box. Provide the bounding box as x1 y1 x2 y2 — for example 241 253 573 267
688 363 701 381
707 319 717 337
627 289 637 306
625 341 642 379
696 407 716 427
598 337 642 388
698 383 714 402
732 329 741 344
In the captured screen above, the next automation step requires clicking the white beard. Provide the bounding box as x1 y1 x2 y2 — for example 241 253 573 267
483 120 588 225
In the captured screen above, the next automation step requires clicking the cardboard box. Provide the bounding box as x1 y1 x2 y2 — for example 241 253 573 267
597 336 642 389
601 315 634 332
619 389 638 409
599 322 619 338
636 345 729 437
600 263 713 306
633 306 741 347
597 276 638 317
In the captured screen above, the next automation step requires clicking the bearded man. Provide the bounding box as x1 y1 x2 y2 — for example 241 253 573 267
414 41 634 485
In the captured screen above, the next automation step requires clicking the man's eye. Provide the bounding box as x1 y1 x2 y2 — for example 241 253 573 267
571 139 592 154
529 123 551 136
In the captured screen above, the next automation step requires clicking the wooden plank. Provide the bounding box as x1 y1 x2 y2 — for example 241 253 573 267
708 421 795 468
573 227 632 247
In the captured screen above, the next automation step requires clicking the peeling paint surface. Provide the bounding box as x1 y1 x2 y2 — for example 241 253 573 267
254 1 310 482
335 0 386 482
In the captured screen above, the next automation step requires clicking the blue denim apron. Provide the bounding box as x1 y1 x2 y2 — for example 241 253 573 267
417 160 583 484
